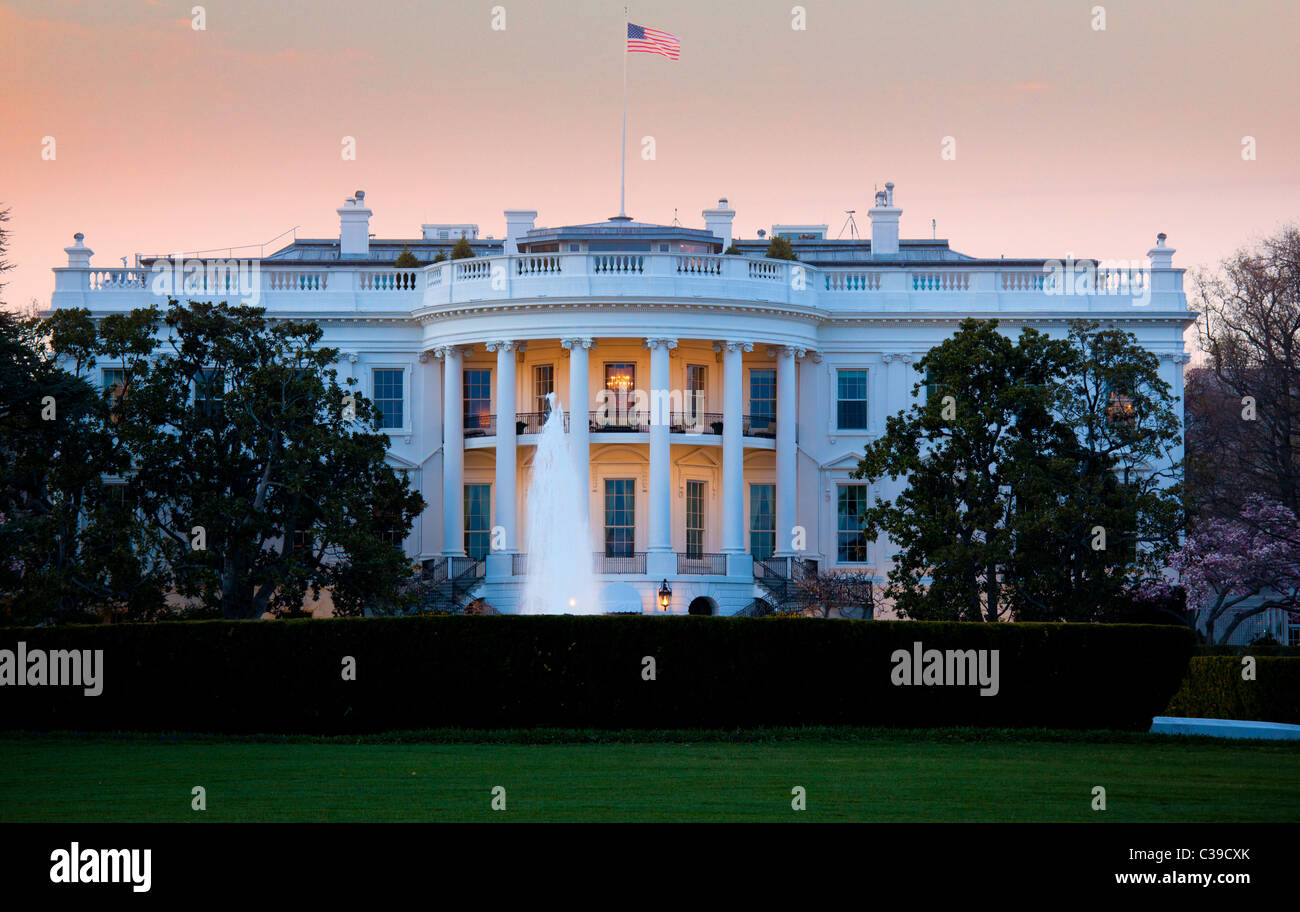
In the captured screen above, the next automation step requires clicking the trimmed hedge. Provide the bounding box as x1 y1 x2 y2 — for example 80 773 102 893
1164 656 1300 724
0 617 1194 734
1195 645 1300 657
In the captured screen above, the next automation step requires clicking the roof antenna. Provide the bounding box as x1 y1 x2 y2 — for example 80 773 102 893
932 219 936 240
672 208 680 227
837 210 860 240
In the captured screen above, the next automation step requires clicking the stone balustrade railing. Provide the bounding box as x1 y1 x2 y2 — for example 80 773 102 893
53 252 1182 313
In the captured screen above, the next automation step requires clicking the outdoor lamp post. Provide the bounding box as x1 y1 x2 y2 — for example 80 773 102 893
657 579 672 611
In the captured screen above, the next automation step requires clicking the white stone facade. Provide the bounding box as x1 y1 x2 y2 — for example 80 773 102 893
49 188 1194 615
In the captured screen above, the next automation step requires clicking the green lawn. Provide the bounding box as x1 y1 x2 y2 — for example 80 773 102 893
2 731 1297 822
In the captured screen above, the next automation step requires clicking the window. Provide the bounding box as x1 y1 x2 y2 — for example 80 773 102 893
194 369 224 418
750 484 775 560
686 480 705 558
605 362 637 426
1106 390 1136 425
534 364 554 413
604 362 636 393
749 369 775 432
103 368 130 423
102 368 128 395
686 364 707 417
292 529 312 553
837 485 869 563
465 484 491 560
372 368 404 429
837 369 869 430
464 368 492 431
604 479 635 556
379 472 411 551
1289 624 1300 648
924 367 939 403
102 481 126 507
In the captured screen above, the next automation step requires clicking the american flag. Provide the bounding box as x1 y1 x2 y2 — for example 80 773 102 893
627 23 680 60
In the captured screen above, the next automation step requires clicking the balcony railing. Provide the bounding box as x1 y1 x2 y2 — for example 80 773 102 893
511 552 529 576
677 552 727 575
62 254 1174 313
463 413 495 437
463 411 778 440
595 552 647 574
515 410 566 434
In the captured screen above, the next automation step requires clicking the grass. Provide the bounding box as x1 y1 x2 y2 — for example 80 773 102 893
3 729 1298 822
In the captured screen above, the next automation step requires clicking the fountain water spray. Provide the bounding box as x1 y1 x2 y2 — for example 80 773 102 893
521 394 599 613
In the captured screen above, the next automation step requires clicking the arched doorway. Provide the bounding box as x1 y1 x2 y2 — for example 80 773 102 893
688 596 716 616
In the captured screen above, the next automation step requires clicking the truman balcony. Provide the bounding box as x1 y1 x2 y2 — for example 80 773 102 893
461 410 780 449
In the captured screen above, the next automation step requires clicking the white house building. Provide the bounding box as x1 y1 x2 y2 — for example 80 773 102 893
49 184 1194 616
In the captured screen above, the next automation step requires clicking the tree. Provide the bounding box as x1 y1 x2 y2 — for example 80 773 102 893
792 572 876 618
1194 226 1300 518
1143 496 1300 643
450 237 474 260
853 318 1182 622
0 205 9 294
55 300 424 619
1006 321 1183 620
853 319 1068 621
765 236 797 261
394 247 420 268
0 308 169 623
1183 366 1263 522
724 243 741 255
431 251 448 263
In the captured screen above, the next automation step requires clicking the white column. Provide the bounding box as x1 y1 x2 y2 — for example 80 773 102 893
775 346 801 556
721 341 751 555
563 338 593 531
417 350 442 559
646 338 676 554
439 345 465 557
488 341 517 552
883 353 912 506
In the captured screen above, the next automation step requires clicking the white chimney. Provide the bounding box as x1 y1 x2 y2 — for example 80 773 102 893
869 181 901 256
1147 232 1175 268
703 198 736 250
64 232 93 268
338 190 372 258
504 209 538 255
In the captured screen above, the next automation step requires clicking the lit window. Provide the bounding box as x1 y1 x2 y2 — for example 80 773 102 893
686 364 707 415
534 364 554 413
464 368 492 431
1106 390 1136 424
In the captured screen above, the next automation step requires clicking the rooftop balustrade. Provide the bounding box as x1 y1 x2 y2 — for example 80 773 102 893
54 252 1180 316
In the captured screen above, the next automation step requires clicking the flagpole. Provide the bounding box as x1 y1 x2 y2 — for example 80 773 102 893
619 6 628 218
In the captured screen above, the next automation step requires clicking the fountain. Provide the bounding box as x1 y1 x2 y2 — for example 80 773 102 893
520 395 599 613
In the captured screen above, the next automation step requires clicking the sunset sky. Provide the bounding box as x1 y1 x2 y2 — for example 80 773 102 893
2 0 1297 330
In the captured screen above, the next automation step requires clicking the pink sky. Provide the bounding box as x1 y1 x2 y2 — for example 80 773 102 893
2 0 1298 348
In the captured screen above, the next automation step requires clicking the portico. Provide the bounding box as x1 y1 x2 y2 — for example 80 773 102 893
430 334 807 608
